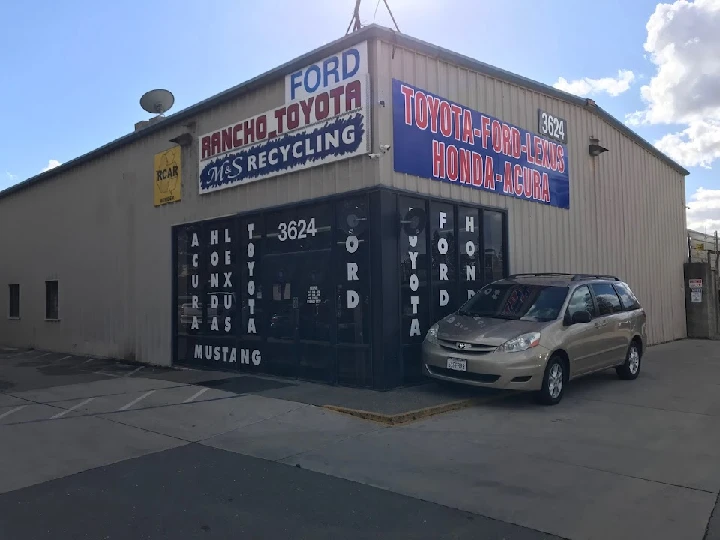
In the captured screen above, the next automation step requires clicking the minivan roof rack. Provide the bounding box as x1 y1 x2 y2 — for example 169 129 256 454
506 273 573 279
506 273 620 281
571 274 620 281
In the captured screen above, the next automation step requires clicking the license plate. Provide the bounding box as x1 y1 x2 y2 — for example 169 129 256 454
446 358 467 372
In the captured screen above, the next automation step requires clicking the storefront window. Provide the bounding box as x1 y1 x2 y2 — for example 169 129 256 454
297 202 333 252
297 251 333 342
264 203 333 255
240 217 264 339
399 197 429 345
176 224 203 338
264 208 295 256
202 219 238 337
483 210 505 284
175 220 241 367
458 207 481 301
174 189 508 388
335 196 370 345
429 202 457 322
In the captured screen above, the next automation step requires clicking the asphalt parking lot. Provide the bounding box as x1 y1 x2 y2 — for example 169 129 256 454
1 340 719 540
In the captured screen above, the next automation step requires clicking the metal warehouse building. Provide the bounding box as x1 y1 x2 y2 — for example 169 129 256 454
0 25 689 389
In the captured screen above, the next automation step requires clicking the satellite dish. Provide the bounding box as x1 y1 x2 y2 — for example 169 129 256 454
140 89 175 115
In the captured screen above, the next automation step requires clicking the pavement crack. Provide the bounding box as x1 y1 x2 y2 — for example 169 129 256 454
389 428 717 495
531 454 716 494
195 403 308 444
266 455 573 540
0 394 70 415
92 414 193 444
703 491 720 540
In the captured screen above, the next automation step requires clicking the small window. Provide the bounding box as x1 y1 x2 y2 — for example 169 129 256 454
8 284 20 318
45 281 59 320
566 285 596 318
590 282 622 316
614 283 641 311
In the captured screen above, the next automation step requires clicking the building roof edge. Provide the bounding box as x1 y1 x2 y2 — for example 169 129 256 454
0 24 688 202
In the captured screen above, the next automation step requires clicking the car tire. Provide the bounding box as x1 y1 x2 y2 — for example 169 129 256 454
616 341 642 380
535 355 566 405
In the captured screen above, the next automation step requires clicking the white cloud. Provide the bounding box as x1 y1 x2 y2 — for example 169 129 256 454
41 159 62 173
686 187 720 232
553 70 636 97
654 119 720 168
5 172 16 182
627 0 720 168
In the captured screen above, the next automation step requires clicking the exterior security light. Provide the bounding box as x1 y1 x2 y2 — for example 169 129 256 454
589 137 608 157
170 133 193 147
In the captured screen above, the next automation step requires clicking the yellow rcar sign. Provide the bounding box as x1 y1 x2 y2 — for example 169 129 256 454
154 146 182 206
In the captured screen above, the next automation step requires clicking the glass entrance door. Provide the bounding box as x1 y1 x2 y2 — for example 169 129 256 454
263 250 335 382
296 250 334 381
264 253 298 377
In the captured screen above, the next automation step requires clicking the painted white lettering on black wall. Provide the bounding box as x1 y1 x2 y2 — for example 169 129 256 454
438 212 449 307
191 232 201 330
409 234 421 337
207 228 234 335
246 222 257 335
345 234 360 309
193 344 261 365
277 218 318 242
465 215 477 299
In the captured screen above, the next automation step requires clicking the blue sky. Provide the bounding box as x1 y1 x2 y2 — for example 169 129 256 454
1 0 718 228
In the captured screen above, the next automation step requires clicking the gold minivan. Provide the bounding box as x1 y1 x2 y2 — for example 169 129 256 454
422 273 647 404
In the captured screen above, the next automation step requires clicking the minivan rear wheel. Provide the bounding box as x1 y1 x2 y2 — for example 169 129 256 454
616 341 642 380
535 355 565 405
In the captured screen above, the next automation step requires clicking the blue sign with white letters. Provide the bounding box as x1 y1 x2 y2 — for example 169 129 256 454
392 79 570 210
285 42 368 102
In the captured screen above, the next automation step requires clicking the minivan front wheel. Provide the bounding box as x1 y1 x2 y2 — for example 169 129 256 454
616 341 642 380
535 355 565 405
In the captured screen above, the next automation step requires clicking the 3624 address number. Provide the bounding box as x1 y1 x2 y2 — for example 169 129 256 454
538 109 567 144
277 218 318 242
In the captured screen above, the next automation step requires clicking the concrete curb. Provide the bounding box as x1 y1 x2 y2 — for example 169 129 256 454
323 392 510 426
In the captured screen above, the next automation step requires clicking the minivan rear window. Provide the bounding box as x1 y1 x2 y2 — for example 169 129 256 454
613 283 641 311
590 283 622 315
458 284 569 322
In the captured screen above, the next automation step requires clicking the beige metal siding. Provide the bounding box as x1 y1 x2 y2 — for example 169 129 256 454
373 40 687 345
0 75 377 364
0 36 687 365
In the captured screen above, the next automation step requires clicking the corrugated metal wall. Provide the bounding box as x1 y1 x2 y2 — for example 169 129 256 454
0 35 688 364
0 75 378 365
373 39 688 345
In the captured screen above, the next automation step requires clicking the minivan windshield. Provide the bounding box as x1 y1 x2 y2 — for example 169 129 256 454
458 283 569 322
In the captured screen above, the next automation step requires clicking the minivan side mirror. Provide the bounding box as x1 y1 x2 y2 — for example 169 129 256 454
569 310 592 325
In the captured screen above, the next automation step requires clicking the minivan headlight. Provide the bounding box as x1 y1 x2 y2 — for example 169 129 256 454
425 323 439 344
497 332 541 353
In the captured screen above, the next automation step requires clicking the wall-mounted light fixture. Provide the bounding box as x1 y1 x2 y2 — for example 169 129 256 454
589 137 608 157
169 132 193 147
